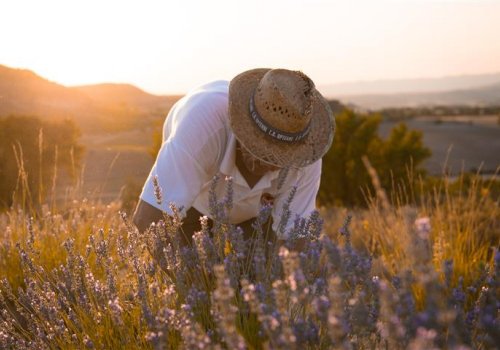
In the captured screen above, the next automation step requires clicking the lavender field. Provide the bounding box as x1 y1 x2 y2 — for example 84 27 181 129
0 174 499 349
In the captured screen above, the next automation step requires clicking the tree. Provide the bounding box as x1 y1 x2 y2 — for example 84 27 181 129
319 109 431 207
375 123 431 193
0 116 84 210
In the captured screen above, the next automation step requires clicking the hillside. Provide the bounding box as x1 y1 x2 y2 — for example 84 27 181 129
0 65 180 133
321 72 500 97
72 83 175 113
0 65 92 117
337 83 500 110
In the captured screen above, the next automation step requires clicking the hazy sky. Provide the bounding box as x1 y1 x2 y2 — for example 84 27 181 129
1 0 500 95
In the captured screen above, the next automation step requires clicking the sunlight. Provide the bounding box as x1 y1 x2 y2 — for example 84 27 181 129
1 0 499 93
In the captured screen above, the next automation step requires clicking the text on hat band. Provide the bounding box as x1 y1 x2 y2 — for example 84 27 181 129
249 92 311 143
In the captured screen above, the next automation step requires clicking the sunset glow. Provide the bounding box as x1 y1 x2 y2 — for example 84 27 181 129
1 0 500 94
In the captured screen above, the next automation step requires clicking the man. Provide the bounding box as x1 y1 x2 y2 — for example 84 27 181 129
133 68 335 250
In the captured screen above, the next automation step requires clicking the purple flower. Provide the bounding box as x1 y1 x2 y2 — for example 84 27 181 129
338 215 352 239
443 259 454 288
313 295 330 323
414 217 431 239
152 175 163 205
277 186 297 237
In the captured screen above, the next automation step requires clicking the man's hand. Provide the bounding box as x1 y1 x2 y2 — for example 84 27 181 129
132 200 164 234
277 236 309 252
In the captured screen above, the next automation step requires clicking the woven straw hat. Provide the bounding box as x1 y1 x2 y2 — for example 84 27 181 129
229 68 335 168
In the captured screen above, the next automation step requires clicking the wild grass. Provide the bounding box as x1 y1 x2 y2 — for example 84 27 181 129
328 167 500 290
1 169 499 349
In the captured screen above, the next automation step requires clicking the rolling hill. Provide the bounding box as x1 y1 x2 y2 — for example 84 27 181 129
319 72 500 110
321 72 500 96
0 64 180 133
338 83 500 110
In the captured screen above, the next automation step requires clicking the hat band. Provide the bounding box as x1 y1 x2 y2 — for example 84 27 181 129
249 93 311 143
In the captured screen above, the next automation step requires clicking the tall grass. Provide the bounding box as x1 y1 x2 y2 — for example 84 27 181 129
349 161 499 289
1 169 499 349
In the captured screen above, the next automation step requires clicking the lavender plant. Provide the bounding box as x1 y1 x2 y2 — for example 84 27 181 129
0 177 498 349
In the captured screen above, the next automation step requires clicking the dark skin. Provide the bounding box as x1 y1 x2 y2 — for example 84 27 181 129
235 141 280 188
132 140 306 251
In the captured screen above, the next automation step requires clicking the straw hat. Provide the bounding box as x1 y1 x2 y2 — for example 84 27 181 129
229 68 335 168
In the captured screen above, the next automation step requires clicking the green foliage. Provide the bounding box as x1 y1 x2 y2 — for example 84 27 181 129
319 109 431 207
375 122 431 190
0 115 84 211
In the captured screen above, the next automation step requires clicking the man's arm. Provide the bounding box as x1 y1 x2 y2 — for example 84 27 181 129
276 237 308 252
132 199 164 234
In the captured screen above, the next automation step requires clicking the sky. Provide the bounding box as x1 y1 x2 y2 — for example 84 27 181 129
1 0 500 95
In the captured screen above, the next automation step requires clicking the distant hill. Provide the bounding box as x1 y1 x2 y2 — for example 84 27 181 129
72 83 171 111
320 72 500 97
0 65 91 116
337 83 500 110
0 64 181 133
318 72 500 110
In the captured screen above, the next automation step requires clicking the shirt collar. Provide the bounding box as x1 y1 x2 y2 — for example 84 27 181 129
219 133 280 190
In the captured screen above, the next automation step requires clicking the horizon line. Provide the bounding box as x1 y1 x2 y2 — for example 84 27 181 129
3 62 500 97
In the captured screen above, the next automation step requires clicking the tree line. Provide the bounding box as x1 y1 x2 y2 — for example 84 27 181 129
379 105 500 120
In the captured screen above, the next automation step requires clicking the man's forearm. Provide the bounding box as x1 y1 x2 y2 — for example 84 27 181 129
277 236 308 252
132 200 164 233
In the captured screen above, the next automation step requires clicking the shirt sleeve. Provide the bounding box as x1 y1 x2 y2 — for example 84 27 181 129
271 160 322 239
139 93 227 217
140 141 212 216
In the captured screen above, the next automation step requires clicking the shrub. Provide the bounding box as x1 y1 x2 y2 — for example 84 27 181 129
319 109 431 207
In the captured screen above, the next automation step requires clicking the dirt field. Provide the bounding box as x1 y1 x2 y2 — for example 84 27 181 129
379 115 500 175
72 128 156 202
70 115 499 202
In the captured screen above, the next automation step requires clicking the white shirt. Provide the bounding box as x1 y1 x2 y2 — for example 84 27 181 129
140 80 322 238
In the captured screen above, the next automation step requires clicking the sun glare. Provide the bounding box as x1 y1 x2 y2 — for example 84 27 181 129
1 0 500 94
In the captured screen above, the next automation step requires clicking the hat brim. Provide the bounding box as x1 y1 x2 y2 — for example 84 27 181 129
229 68 335 168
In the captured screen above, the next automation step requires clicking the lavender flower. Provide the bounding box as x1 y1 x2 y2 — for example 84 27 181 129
212 265 246 349
443 259 454 288
152 175 163 205
1 184 498 350
338 214 352 238
223 175 233 212
277 186 297 238
414 217 431 239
